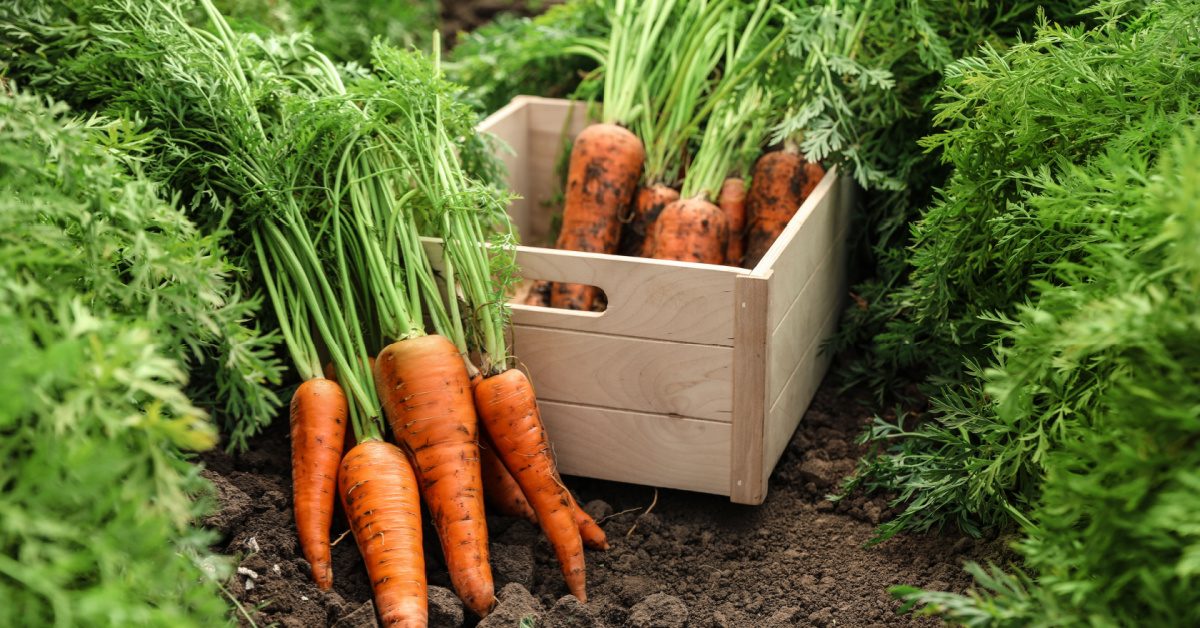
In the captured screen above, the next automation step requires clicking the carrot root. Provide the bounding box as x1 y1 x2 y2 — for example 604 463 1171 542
340 440 426 627
290 377 348 591
550 123 645 310
475 368 587 602
375 335 495 617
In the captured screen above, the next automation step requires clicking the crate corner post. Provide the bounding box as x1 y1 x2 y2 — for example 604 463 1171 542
730 271 771 505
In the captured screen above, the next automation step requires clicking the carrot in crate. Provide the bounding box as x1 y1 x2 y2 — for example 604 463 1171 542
743 148 825 268
719 178 748 264
648 86 768 266
547 0 685 309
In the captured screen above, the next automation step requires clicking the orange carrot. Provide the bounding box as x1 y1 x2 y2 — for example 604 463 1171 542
522 280 551 307
718 177 747 265
480 433 538 524
631 184 681 257
550 123 644 310
290 377 348 591
643 196 730 264
474 368 587 601
743 150 824 268
568 493 609 551
340 440 426 627
375 335 495 617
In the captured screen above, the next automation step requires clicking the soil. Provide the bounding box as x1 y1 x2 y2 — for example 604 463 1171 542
201 381 1004 627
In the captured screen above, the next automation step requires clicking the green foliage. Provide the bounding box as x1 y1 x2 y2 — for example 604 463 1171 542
212 0 437 64
846 0 1200 539
446 0 610 113
0 90 233 626
892 124 1200 626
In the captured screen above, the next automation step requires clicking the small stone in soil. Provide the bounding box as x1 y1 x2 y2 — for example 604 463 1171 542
582 499 613 520
542 594 598 628
628 592 687 628
807 606 835 627
766 606 801 626
477 583 541 628
490 543 535 587
428 585 464 628
332 600 379 628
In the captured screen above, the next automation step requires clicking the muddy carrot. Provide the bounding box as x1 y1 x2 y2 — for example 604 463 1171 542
550 123 645 310
718 178 747 265
629 184 681 257
375 334 495 617
474 368 587 602
743 149 824 268
643 197 730 264
340 440 426 627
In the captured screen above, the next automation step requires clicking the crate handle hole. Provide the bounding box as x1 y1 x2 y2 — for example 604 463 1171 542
512 279 608 313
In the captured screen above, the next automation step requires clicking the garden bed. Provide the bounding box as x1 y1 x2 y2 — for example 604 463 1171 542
205 380 1005 627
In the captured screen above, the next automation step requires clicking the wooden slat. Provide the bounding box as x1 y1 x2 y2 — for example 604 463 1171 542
514 325 733 421
761 300 844 489
477 98 531 237
766 232 849 403
509 246 747 346
729 274 770 504
537 399 731 495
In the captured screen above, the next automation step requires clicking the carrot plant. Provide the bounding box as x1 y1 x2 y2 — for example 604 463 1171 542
0 89 244 626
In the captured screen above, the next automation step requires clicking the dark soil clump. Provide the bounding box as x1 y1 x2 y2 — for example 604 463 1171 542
202 382 1005 626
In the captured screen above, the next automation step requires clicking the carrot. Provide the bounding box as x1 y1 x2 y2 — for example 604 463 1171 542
550 123 644 311
375 334 495 617
340 440 426 627
474 368 587 602
480 432 538 524
289 377 348 591
629 184 681 257
643 196 730 264
743 150 825 268
718 177 747 265
568 493 609 551
522 280 551 307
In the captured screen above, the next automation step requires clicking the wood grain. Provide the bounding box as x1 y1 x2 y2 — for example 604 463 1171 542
514 326 733 421
536 398 731 495
767 231 850 403
729 274 770 504
509 246 747 347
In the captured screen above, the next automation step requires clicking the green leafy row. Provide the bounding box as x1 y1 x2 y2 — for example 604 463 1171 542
0 90 235 626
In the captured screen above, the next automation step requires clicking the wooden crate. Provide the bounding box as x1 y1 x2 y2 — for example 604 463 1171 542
474 96 853 505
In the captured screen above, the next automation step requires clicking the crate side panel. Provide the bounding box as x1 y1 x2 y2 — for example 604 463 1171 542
538 400 731 495
510 247 743 346
522 100 590 246
513 325 733 421
761 301 843 489
766 232 849 403
478 98 532 237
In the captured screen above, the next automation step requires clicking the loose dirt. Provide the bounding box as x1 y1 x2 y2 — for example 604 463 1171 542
201 381 1004 627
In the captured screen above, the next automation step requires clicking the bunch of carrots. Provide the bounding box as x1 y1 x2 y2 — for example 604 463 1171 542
84 3 608 624
275 40 610 628
528 0 827 311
